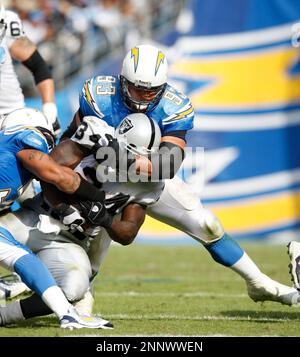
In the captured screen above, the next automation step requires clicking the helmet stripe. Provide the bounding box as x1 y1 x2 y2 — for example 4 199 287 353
131 47 139 73
155 51 165 76
147 116 156 150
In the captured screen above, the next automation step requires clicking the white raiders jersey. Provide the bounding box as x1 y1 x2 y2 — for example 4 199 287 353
0 10 25 116
72 116 164 213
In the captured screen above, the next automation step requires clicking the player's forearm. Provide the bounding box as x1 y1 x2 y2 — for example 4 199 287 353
37 79 55 103
107 220 139 246
49 166 81 194
106 203 146 245
20 152 81 194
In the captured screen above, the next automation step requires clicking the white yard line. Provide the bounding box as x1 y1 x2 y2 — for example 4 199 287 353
95 291 247 298
106 313 293 323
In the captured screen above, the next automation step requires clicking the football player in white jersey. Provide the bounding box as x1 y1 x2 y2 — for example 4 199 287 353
0 5 60 137
0 113 299 326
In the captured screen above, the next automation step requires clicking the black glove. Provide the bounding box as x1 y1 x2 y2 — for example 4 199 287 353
104 192 130 214
94 134 135 171
52 203 85 232
79 200 113 228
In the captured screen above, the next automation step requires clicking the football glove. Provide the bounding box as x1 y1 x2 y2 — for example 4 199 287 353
78 200 113 229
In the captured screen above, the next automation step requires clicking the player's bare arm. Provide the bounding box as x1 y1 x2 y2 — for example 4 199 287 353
16 149 81 194
161 135 186 150
9 36 35 61
107 203 146 245
10 36 56 108
40 139 92 206
50 139 89 168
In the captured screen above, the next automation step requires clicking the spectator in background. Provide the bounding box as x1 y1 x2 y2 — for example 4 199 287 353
0 2 60 137
5 0 185 92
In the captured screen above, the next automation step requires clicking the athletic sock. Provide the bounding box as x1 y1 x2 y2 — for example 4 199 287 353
230 251 261 281
205 233 261 281
41 286 72 318
204 233 244 266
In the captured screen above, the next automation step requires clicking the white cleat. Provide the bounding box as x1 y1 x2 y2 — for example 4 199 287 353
287 241 300 290
0 273 30 300
59 308 113 330
246 273 300 306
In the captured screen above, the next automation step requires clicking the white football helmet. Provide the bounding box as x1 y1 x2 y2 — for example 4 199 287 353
2 107 55 150
0 5 7 45
120 44 168 112
116 113 161 156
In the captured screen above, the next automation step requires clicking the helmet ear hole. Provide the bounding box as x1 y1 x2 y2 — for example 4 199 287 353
116 113 161 157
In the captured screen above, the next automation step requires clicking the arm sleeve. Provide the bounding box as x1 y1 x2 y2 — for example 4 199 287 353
22 50 52 85
163 130 187 141
150 141 185 180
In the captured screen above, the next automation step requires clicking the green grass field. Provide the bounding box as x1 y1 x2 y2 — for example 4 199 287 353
1 242 300 336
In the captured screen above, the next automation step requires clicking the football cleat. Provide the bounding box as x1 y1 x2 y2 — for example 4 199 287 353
60 308 113 330
246 273 300 306
0 273 30 299
287 241 300 290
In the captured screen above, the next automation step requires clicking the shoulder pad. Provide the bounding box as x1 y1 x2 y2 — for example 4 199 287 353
17 129 49 153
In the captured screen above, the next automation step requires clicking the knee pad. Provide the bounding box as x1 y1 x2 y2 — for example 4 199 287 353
198 209 225 244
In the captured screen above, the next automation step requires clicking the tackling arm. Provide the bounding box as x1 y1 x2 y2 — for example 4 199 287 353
17 149 81 194
135 133 186 179
17 141 105 203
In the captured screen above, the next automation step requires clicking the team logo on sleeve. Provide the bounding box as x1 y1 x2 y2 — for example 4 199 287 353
118 117 133 134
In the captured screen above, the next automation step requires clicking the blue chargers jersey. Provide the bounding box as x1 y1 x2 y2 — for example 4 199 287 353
0 126 49 208
79 75 194 134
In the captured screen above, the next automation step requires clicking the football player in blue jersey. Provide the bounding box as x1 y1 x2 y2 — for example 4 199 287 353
0 107 113 329
1 45 298 325
0 109 299 326
62 44 188 181
60 44 299 305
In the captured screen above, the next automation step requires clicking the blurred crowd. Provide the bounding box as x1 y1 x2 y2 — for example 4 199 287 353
3 0 186 93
